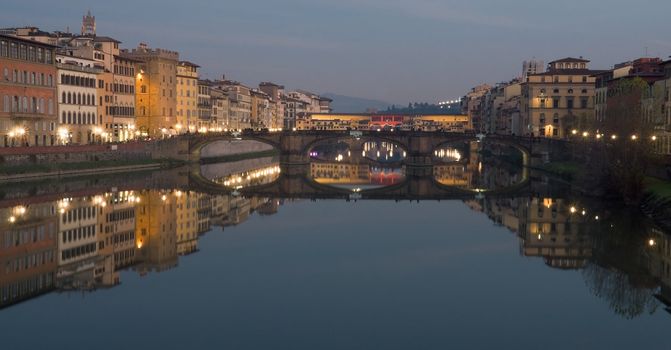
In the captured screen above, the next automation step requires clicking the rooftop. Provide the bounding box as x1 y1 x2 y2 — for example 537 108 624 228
549 57 590 64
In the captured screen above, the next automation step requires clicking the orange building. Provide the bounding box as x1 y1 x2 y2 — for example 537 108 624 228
0 34 58 147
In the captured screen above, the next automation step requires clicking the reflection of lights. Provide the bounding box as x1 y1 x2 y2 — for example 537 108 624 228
220 165 281 188
434 148 462 161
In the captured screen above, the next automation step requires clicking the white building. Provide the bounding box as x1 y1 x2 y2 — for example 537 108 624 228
56 53 101 144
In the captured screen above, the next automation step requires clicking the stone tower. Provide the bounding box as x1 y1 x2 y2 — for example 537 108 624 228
81 10 96 36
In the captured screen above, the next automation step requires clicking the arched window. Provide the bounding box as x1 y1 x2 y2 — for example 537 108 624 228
77 93 81 105
67 112 72 124
62 91 66 103
67 92 71 104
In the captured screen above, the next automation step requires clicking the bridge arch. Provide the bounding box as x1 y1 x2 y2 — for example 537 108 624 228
431 136 531 167
189 133 282 160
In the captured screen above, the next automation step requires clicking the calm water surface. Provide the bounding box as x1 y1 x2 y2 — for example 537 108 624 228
1 145 670 349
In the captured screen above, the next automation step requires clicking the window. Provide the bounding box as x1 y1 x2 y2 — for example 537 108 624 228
2 95 8 112
2 68 7 81
553 113 559 124
552 98 559 108
48 99 53 115
567 98 574 109
580 97 588 109
0 41 7 57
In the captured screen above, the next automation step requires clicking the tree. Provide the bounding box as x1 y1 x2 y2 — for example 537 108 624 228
600 77 653 203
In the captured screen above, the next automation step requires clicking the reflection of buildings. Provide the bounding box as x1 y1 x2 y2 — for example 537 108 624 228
176 191 198 255
0 203 58 307
518 198 592 269
466 197 592 270
56 197 105 290
99 191 138 285
311 162 404 187
433 164 471 187
0 185 284 309
134 191 178 274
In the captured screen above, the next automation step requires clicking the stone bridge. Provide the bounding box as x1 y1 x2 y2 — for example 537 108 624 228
185 130 567 167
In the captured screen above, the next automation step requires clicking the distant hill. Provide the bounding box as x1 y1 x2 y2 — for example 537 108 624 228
321 93 392 114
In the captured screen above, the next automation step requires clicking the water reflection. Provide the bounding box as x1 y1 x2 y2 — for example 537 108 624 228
2 178 671 322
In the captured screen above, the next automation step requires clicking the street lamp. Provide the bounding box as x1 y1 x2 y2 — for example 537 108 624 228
651 135 657 141
631 135 638 141
58 127 69 145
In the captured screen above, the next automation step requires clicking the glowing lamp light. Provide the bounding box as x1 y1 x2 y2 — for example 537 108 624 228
611 135 617 140
570 206 577 214
582 131 589 137
651 135 658 141
571 129 578 135
649 239 656 247
631 135 638 141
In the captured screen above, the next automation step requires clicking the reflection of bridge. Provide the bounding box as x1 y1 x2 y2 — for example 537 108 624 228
189 163 550 201
187 130 568 167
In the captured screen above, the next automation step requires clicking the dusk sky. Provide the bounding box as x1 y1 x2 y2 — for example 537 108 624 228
2 0 670 104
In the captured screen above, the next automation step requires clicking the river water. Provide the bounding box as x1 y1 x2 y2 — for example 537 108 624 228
1 141 670 349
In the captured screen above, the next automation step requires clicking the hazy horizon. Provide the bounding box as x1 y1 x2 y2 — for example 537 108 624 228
2 0 670 104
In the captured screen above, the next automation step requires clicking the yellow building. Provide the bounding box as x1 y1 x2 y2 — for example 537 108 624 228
123 44 179 137
521 57 598 138
176 61 199 133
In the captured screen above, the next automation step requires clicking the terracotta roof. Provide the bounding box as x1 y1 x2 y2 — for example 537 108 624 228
549 57 590 64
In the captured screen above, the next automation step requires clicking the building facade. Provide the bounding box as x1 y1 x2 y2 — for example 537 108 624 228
521 57 599 138
0 34 57 147
55 53 101 144
123 43 178 137
176 61 199 133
